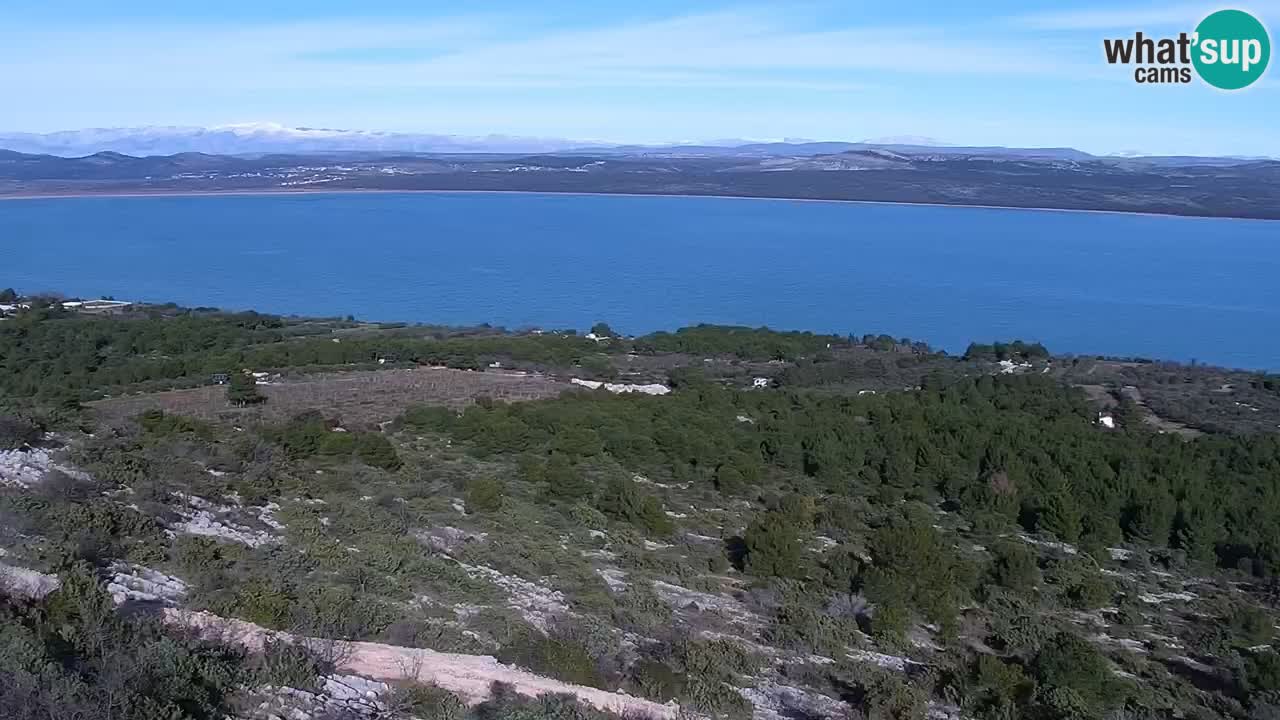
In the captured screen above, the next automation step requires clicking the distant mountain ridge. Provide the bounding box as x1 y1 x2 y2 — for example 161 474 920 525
0 123 613 157
2 142 1277 220
0 123 1269 163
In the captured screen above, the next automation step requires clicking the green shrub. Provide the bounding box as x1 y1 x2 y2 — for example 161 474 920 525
685 638 762 679
715 464 746 495
1032 686 1094 720
861 513 974 630
611 582 669 633
1045 557 1114 610
227 370 265 406
569 502 608 531
1 567 247 720
767 601 858 656
466 476 506 513
497 633 605 688
848 667 928 720
1033 632 1124 712
401 405 457 432
595 477 672 536
232 580 296 629
255 638 325 689
355 432 402 470
267 414 400 469
1229 605 1275 648
136 409 212 439
388 683 467 720
685 676 754 719
318 431 357 455
543 453 593 503
294 585 397 640
965 654 1033 717
1065 573 1114 611
771 493 817 530
1244 651 1280 696
986 590 1055 655
989 540 1040 593
867 603 910 645
474 684 620 720
630 658 685 702
681 640 758 718
31 494 170 567
744 510 804 578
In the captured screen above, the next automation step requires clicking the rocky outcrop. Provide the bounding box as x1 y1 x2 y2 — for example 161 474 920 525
457 562 568 632
0 446 88 488
171 493 279 547
570 379 670 396
0 563 60 599
250 674 392 719
107 564 188 605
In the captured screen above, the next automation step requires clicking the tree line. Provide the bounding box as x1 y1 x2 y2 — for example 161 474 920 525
404 373 1280 576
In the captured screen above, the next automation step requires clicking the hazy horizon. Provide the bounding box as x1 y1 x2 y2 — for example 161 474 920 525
1 122 1275 160
3 1 1278 156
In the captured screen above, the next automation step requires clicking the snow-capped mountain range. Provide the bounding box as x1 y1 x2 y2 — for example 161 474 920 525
0 123 967 158
0 122 616 157
5 123 1221 160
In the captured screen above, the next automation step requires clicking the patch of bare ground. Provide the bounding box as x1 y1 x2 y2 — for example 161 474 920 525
165 608 681 719
1118 386 1204 438
1077 384 1117 409
89 367 568 426
1074 383 1202 438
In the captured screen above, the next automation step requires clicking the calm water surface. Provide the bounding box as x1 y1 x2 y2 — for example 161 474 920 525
1 192 1277 369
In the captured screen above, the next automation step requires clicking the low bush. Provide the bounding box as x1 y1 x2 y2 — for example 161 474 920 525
1033 632 1126 714
743 510 805 578
400 404 457 433
0 567 247 720
496 633 606 689
1243 651 1280 694
0 414 42 449
860 512 975 632
466 476 506 513
595 477 672 536
473 683 623 720
136 409 214 439
1228 605 1275 648
355 432 403 470
1045 558 1114 610
766 600 859 656
989 540 1040 593
387 682 467 720
254 638 325 689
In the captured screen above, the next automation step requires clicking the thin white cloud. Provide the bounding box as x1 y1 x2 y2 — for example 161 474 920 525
4 4 1271 156
1011 1 1280 30
0 7 1096 100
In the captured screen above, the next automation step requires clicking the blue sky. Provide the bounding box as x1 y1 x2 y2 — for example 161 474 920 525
2 0 1277 155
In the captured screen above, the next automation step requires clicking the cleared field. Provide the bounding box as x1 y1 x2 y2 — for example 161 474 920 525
89 366 568 428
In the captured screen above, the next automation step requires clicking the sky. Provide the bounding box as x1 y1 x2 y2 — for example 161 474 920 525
1 0 1277 156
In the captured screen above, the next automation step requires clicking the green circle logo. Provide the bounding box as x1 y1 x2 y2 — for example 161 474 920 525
1193 9 1271 89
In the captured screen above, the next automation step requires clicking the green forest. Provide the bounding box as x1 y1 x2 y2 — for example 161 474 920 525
3 300 1280 720
407 373 1280 576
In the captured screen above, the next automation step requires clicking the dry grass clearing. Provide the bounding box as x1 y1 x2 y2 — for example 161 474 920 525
89 367 568 428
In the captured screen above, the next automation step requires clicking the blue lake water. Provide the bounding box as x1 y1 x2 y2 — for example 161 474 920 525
1 192 1277 369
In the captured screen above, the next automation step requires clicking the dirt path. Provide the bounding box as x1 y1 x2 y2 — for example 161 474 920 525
165 609 680 718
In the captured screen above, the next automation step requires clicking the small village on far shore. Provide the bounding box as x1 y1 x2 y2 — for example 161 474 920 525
0 295 134 319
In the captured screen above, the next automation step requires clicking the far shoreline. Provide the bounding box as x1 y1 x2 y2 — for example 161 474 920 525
0 186 1270 222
